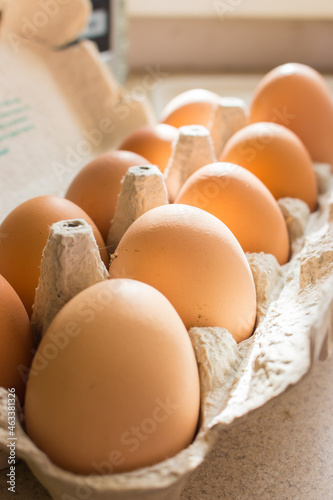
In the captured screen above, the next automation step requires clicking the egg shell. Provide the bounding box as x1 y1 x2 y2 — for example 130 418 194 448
161 88 220 129
65 150 150 242
109 204 256 342
118 124 179 173
175 162 290 265
0 196 108 316
220 122 318 211
0 275 34 405
249 63 333 168
25 278 200 475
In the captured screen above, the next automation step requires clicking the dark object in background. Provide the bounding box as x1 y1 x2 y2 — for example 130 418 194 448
82 0 127 82
84 0 111 53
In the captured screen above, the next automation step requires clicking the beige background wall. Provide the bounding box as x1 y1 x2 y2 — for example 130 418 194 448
128 18 333 74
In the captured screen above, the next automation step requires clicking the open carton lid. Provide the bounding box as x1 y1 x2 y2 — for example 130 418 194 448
0 0 155 220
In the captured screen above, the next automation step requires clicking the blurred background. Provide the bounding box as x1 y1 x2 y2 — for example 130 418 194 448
85 0 333 81
127 0 333 74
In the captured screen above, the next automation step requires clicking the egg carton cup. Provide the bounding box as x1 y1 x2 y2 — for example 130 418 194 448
0 166 332 500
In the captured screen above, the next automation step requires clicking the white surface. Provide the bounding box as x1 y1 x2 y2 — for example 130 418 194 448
127 0 333 19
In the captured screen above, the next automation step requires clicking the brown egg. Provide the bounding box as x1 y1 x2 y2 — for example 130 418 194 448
160 88 220 129
249 63 333 168
175 162 290 265
0 196 108 316
25 278 200 474
220 122 318 211
65 150 150 241
0 275 34 405
118 124 178 173
109 204 256 343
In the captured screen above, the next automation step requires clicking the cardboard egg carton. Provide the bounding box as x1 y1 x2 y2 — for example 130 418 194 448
0 0 154 222
0 1 333 499
0 167 332 498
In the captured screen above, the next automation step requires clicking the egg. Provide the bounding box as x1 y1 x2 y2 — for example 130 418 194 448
175 162 290 265
220 122 318 211
249 63 333 168
109 204 256 342
65 150 150 241
25 278 200 474
118 124 179 173
160 88 220 128
0 196 108 316
0 275 34 405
